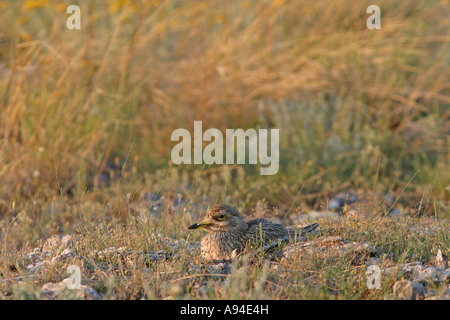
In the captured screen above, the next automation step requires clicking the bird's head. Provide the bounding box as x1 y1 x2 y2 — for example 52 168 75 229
188 204 247 233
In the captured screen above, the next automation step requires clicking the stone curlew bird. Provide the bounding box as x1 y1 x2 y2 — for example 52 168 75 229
188 204 319 261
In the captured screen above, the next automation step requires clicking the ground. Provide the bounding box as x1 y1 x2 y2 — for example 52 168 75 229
0 0 449 300
1 189 448 300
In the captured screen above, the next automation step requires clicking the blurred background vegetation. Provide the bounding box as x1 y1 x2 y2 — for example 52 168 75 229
0 0 448 220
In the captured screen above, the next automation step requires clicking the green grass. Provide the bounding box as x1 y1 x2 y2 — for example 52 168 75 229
0 0 449 299
1 197 448 299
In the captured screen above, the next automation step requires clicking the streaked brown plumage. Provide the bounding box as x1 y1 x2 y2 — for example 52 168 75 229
188 204 318 261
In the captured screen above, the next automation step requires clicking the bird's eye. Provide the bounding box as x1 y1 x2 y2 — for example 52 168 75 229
216 214 226 220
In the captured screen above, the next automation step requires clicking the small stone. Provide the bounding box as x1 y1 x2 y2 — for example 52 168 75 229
81 285 102 300
386 208 402 217
415 267 440 284
61 235 73 248
168 284 183 298
146 251 170 262
27 260 50 272
41 282 59 298
366 257 381 265
41 279 101 300
207 262 231 275
425 288 438 298
51 249 76 263
197 284 209 297
435 249 448 268
439 269 450 283
393 280 425 300
43 234 73 253
425 296 448 300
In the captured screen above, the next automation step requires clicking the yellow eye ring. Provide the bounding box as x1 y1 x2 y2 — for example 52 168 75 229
216 214 226 220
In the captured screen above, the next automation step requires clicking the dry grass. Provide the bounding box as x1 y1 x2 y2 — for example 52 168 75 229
0 0 449 300
0 0 448 200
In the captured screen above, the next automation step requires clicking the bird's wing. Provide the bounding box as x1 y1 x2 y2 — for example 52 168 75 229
247 223 321 258
246 218 271 229
246 218 290 243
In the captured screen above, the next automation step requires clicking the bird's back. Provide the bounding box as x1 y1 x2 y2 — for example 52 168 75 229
245 218 290 245
247 219 320 243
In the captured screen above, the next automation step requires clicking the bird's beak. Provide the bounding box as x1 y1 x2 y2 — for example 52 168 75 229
188 220 212 229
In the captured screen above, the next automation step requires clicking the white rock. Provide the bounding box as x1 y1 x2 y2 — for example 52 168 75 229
435 249 448 268
393 280 425 300
41 279 101 300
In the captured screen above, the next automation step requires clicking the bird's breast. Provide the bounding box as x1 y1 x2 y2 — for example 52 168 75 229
201 231 247 261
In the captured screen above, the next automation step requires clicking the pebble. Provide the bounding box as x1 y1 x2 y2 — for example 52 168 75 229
392 280 425 300
41 279 101 300
435 249 448 268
